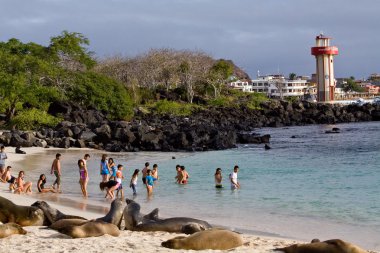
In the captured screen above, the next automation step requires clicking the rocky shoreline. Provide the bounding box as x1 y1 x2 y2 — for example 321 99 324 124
1 100 379 152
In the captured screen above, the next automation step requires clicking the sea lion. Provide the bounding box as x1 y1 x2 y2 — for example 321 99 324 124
274 239 368 253
0 196 44 226
161 228 243 250
0 223 27 238
31 201 87 226
123 199 160 230
134 217 211 234
58 221 120 238
95 198 124 228
48 219 89 231
124 199 211 234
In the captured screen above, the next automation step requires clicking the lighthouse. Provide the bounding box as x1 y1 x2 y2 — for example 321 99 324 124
311 34 339 102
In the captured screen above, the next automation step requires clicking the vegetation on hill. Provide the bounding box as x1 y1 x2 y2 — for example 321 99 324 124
0 31 261 130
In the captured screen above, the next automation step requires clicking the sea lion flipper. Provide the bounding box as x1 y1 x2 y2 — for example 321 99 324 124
144 208 160 221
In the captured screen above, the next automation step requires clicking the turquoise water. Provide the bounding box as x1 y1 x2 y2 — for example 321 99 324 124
14 121 380 249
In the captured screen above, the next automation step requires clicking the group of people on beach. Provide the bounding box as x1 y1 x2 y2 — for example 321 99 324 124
1 146 241 199
0 146 34 194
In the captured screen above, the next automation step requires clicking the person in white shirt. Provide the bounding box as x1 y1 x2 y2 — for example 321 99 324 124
229 165 240 190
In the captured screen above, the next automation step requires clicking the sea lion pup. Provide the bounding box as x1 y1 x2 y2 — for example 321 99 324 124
95 198 124 228
31 201 87 226
0 223 27 238
162 228 243 250
0 196 44 226
48 219 89 231
58 221 120 238
124 199 211 234
274 239 368 253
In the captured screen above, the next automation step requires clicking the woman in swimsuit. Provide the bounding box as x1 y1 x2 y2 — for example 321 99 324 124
14 171 32 194
78 159 89 197
37 174 56 193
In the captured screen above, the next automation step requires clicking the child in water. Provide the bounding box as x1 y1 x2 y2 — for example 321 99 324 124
130 169 139 195
145 169 157 195
115 164 124 199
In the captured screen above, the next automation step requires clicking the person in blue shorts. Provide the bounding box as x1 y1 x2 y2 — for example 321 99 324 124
100 154 110 182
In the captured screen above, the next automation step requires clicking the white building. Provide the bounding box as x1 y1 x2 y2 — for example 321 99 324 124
251 75 309 98
228 75 313 99
228 79 252 92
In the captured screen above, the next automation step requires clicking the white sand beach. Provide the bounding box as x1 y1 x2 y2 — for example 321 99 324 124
0 147 378 253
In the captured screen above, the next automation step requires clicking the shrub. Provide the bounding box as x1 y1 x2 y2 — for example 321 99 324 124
10 108 62 130
245 93 269 109
153 100 193 116
207 96 235 107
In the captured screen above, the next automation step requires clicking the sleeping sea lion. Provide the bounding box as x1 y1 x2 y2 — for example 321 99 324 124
274 239 368 253
48 219 89 231
58 221 120 238
161 228 243 250
0 196 44 226
123 199 211 234
95 198 124 228
31 201 87 226
0 223 27 238
134 217 211 234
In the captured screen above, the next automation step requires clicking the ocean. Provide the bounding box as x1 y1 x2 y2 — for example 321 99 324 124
13 121 380 250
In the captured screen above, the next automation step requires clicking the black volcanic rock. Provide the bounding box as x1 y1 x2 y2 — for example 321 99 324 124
2 101 379 152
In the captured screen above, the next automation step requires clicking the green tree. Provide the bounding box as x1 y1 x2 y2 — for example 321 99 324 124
0 40 60 120
49 30 96 70
289 73 297 80
343 79 365 92
207 59 234 98
68 72 134 119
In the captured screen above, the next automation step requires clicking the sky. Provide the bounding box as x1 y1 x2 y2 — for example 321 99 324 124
1 0 379 80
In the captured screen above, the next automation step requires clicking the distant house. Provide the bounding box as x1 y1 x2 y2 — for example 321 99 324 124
228 79 252 92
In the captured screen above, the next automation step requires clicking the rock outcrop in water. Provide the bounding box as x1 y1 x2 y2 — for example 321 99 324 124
1 100 379 152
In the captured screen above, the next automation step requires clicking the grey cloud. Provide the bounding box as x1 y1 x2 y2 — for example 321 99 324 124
0 0 379 78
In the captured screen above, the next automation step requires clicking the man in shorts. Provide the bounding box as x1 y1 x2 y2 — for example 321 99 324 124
51 153 62 192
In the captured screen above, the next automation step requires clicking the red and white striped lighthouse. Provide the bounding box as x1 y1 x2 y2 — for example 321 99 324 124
311 34 339 102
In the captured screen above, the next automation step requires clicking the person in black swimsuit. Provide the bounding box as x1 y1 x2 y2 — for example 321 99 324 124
37 174 56 193
99 180 120 199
